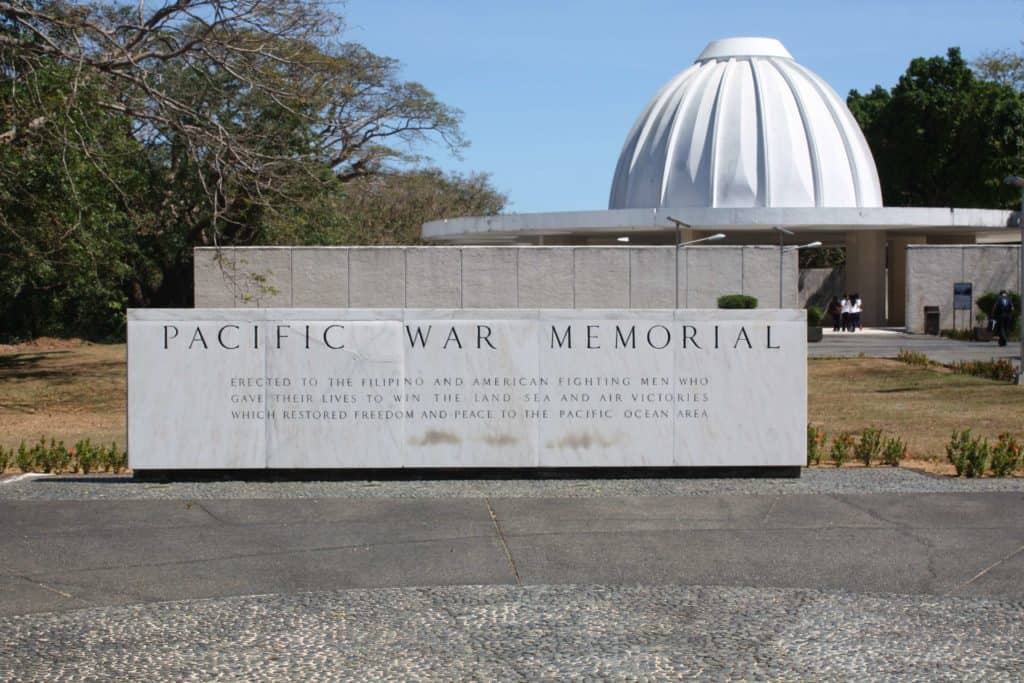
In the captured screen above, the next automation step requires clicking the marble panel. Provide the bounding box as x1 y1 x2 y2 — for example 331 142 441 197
292 248 348 307
405 248 462 308
233 248 292 308
349 249 406 307
264 321 405 467
537 317 675 467
671 315 805 466
402 319 539 467
193 248 235 307
461 248 518 308
128 309 805 470
128 320 267 469
517 249 573 307
686 247 743 308
573 248 629 308
630 248 675 308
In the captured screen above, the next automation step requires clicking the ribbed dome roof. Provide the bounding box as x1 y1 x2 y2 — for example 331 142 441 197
609 37 882 210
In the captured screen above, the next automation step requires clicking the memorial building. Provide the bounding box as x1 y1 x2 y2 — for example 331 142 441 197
420 37 1019 331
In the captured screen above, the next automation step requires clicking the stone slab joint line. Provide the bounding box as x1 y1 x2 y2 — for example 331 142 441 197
486 497 522 585
0 565 75 600
947 541 1024 596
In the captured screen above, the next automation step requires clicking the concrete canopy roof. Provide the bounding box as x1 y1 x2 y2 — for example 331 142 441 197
421 207 1016 242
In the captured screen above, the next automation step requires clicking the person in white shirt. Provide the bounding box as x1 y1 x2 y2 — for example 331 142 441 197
840 294 851 332
851 293 863 331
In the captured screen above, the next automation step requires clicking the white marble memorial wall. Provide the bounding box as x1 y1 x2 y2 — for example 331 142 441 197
127 309 806 470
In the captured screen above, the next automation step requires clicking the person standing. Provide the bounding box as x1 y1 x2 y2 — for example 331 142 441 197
991 290 1015 347
851 293 863 331
840 294 851 332
827 296 842 332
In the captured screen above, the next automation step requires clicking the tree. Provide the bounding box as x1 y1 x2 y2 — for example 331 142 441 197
0 0 505 341
848 47 1024 209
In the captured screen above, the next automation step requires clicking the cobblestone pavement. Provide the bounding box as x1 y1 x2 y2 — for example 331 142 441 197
1 584 1022 681
3 467 1024 500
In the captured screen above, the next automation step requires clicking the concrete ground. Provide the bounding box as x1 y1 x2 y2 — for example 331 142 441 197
1 470 1023 680
811 327 1021 366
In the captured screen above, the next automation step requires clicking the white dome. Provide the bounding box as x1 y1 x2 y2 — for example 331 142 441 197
609 37 883 210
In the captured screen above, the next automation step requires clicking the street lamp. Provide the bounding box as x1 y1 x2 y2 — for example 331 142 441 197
773 226 795 307
1001 175 1024 385
667 217 726 308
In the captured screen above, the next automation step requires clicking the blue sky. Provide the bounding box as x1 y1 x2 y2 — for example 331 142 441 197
344 0 1024 213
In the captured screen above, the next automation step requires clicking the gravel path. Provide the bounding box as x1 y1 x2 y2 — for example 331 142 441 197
1 584 1021 681
3 467 1024 500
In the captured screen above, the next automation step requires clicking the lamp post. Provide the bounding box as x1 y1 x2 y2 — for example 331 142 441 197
1001 176 1024 385
667 216 725 308
773 226 794 307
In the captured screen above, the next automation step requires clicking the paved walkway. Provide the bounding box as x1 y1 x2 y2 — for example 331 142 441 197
1 470 1023 679
811 327 1021 365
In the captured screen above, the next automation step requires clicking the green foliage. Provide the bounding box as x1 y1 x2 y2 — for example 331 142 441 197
855 428 884 467
990 433 1022 477
946 429 973 476
717 294 758 309
896 349 930 367
848 48 1024 209
6 437 127 474
964 438 990 478
946 429 991 477
807 424 826 466
830 432 854 467
806 305 823 327
939 329 973 341
948 359 1018 383
882 436 907 467
0 2 505 342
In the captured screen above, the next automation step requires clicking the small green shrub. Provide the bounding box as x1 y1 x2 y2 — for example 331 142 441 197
947 429 972 476
855 428 884 467
807 424 826 466
990 433 1021 477
896 349 930 367
830 432 854 467
882 436 907 467
0 444 9 471
806 305 823 327
939 328 972 341
717 294 758 309
5 437 127 474
964 436 990 478
948 359 1018 383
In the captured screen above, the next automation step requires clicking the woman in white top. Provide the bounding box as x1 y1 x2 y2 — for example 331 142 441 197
851 294 863 331
840 295 851 332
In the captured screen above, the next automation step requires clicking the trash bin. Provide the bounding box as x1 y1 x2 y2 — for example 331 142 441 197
924 306 940 335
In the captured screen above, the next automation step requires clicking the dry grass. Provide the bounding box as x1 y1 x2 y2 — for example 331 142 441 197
809 357 1024 469
2 343 1022 475
0 340 125 451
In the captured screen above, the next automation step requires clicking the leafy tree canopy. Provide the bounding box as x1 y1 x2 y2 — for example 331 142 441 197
0 0 506 341
848 47 1024 209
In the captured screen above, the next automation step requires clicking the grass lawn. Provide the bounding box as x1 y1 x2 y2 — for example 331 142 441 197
2 340 1023 472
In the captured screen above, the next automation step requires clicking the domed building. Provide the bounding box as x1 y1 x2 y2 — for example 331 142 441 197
423 38 1016 329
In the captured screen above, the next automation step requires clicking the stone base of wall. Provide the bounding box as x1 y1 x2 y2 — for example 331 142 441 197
194 246 799 310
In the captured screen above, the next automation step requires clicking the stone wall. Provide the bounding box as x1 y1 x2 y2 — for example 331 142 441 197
906 245 1020 333
798 267 844 311
194 246 799 310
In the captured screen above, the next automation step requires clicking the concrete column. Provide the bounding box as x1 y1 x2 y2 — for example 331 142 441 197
845 230 887 326
886 236 925 327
